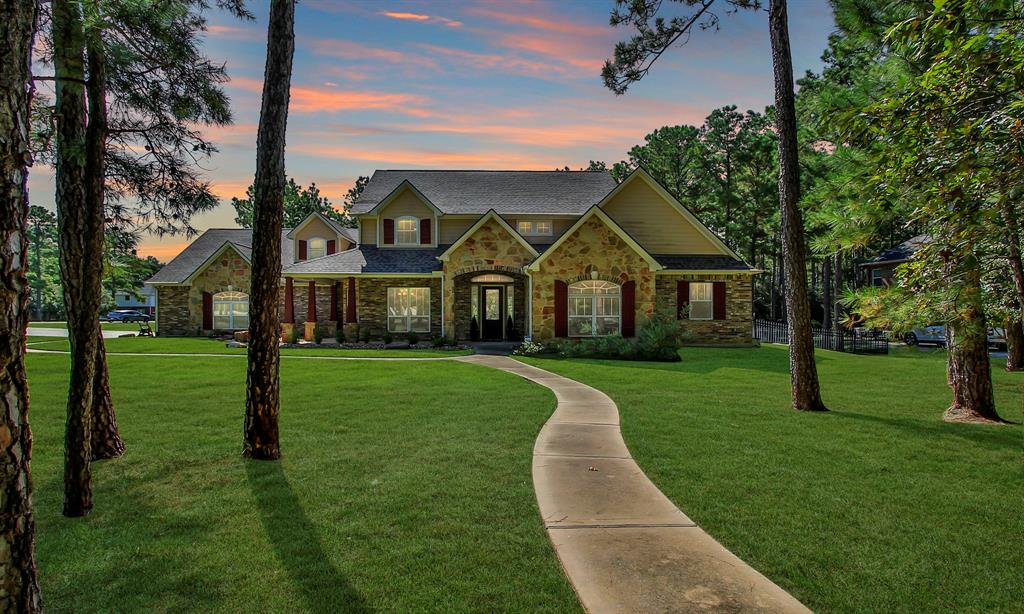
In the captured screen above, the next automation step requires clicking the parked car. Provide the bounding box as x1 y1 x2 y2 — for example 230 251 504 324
904 325 1007 350
105 309 151 323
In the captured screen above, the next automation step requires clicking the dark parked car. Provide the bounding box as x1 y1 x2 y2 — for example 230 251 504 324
105 309 151 323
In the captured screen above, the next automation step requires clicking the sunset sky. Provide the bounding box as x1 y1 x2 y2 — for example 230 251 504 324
29 0 836 260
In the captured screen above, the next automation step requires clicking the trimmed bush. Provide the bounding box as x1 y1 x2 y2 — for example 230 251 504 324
407 331 419 346
312 325 324 344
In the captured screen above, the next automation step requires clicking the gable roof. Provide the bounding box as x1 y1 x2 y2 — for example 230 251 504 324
146 228 293 284
863 234 929 266
282 245 445 275
597 167 743 261
527 206 663 272
437 210 538 262
287 211 359 242
363 180 444 216
349 170 617 215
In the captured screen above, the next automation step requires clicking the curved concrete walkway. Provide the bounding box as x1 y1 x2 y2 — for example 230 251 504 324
461 355 809 614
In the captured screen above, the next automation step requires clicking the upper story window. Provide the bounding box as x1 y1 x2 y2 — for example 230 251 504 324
517 220 553 237
396 217 419 244
307 237 326 259
688 282 713 320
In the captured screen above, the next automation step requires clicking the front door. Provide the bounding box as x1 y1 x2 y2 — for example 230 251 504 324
480 286 505 340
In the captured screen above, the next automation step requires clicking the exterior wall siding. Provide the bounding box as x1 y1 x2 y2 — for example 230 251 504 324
601 178 722 254
156 286 192 336
360 219 377 244
655 274 753 344
530 216 656 340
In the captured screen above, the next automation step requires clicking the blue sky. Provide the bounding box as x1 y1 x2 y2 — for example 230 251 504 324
30 0 837 259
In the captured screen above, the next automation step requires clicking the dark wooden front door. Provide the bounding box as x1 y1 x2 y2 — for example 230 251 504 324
480 286 505 340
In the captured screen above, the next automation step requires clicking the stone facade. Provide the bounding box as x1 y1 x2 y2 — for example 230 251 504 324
441 219 537 337
451 271 527 341
357 277 442 340
531 216 656 340
159 245 252 336
289 282 341 332
655 274 753 344
156 286 191 336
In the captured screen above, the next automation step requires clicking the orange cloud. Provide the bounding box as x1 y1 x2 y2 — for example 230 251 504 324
230 77 434 115
380 11 463 27
310 39 440 71
206 24 261 41
415 43 561 78
138 241 191 261
209 180 252 200
494 32 605 71
465 5 604 37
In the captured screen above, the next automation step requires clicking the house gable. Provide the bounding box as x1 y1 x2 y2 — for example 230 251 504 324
599 168 738 257
183 242 251 285
527 206 662 273
439 211 538 276
365 181 440 247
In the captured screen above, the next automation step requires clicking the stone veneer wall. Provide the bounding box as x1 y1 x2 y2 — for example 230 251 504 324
157 286 192 336
655 274 753 344
531 216 656 340
441 219 537 336
357 277 442 340
451 272 527 341
159 245 253 336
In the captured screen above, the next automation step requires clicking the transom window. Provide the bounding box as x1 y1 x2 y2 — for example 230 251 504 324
307 237 326 259
689 282 713 320
396 217 419 244
568 280 620 337
470 274 515 283
212 291 249 330
517 220 553 237
387 287 430 333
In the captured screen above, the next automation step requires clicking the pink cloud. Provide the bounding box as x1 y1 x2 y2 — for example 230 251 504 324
230 77 434 115
415 43 564 78
310 39 440 71
290 143 567 170
380 11 463 27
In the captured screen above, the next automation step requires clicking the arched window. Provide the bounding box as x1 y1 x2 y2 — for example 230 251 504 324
307 237 326 259
470 274 515 283
212 291 249 330
396 216 419 244
568 280 620 337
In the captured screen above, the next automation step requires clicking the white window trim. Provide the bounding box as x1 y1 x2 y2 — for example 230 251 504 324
212 291 249 330
871 269 885 287
689 282 714 321
517 220 553 237
387 287 431 333
396 216 420 245
307 236 327 260
568 280 620 337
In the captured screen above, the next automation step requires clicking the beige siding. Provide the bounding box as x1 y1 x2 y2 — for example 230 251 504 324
601 178 724 254
360 219 377 244
293 217 336 242
379 190 434 219
439 218 474 243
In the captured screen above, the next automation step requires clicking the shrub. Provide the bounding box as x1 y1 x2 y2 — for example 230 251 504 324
312 325 324 344
431 335 448 348
635 307 688 361
335 326 345 344
285 325 300 345
407 331 419 346
511 340 554 356
359 326 371 343
383 330 393 344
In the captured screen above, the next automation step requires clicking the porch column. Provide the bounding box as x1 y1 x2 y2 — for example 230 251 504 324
329 281 338 321
283 277 294 323
307 280 317 322
346 277 357 323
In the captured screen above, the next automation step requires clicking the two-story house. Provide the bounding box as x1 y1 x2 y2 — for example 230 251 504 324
146 168 757 344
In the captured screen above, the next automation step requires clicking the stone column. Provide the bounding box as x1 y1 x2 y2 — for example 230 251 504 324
305 280 317 340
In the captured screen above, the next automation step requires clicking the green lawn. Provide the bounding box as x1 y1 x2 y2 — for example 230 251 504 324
519 345 1023 612
26 336 473 358
28 352 577 612
30 320 150 332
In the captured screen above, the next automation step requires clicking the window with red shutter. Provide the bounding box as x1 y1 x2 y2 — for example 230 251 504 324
713 281 727 320
298 239 307 260
326 239 336 255
677 281 689 319
621 280 636 337
383 219 395 244
554 280 568 337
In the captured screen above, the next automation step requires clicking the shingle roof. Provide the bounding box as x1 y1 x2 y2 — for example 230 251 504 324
349 170 617 215
653 255 754 271
864 234 929 266
282 245 446 275
146 229 293 284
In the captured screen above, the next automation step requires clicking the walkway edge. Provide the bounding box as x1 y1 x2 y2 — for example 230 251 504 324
460 355 810 614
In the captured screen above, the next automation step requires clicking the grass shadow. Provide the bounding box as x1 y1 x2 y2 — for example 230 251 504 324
246 460 371 613
830 410 1021 451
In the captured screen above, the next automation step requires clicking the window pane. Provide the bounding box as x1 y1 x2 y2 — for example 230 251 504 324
308 238 326 259
484 288 500 319
569 316 593 336
388 316 408 332
690 301 713 320
535 221 552 235
397 218 418 244
410 316 430 333
517 221 532 235
690 282 712 301
234 314 249 329
569 297 592 316
597 297 619 316
213 314 229 329
596 317 619 336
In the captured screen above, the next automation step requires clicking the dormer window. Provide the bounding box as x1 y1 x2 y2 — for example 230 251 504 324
307 237 327 259
518 220 553 237
396 217 419 244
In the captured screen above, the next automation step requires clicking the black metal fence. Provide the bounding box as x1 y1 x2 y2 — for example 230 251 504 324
753 319 889 354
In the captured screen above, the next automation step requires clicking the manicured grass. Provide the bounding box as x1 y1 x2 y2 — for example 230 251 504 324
27 352 576 612
30 320 151 332
519 345 1022 613
26 336 473 358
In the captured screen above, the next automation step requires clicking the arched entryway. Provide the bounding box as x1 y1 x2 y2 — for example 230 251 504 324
451 269 527 341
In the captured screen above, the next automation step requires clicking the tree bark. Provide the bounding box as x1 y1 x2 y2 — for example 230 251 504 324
0 0 44 608
769 0 826 411
84 6 124 460
55 0 100 517
243 0 295 460
1004 318 1023 372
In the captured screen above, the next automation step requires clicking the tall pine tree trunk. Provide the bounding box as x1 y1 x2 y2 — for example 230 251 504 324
769 0 826 411
55 0 101 517
84 12 124 459
999 197 1024 371
243 0 295 460
1004 318 1023 372
0 0 43 607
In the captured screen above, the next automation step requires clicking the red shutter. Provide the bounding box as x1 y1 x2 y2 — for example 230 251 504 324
283 278 294 323
298 240 307 260
621 280 636 337
202 291 213 329
554 280 568 337
677 281 689 320
326 239 336 255
383 219 395 244
420 218 431 245
346 277 357 323
713 281 727 320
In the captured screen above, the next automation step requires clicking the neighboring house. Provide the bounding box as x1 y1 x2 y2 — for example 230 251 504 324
861 234 928 287
146 168 758 344
113 285 156 316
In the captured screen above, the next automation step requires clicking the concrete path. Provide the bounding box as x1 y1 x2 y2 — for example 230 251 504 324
28 326 124 339
461 355 809 614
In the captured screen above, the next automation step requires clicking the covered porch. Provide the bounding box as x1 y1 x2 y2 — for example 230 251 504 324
448 268 528 342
